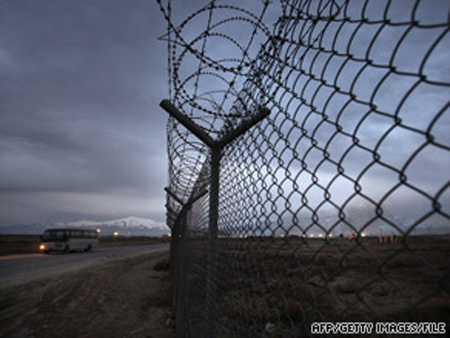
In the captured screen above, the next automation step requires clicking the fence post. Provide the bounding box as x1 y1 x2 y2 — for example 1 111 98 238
165 187 185 311
161 100 270 338
172 220 179 309
165 185 209 337
164 187 184 278
205 146 221 338
175 210 187 337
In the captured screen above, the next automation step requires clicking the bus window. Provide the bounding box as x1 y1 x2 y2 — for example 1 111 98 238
40 228 99 253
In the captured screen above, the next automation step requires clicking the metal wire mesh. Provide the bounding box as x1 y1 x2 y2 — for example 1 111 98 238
159 0 450 336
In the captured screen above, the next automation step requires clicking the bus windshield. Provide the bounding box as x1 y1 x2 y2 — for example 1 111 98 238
42 229 67 242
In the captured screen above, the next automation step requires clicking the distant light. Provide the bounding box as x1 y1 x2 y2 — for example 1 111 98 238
96 229 101 233
39 244 46 251
318 234 323 238
113 232 119 236
309 234 314 238
327 234 333 237
361 233 367 237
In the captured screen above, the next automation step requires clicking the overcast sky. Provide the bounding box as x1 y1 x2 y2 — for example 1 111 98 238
163 0 449 236
0 0 171 225
1 0 449 231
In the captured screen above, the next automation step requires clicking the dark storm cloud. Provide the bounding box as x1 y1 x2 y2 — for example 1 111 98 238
0 0 170 225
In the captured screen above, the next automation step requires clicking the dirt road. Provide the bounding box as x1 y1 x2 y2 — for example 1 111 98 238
0 244 169 288
0 250 174 338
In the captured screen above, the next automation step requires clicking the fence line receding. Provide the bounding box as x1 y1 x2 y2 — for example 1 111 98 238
157 0 450 337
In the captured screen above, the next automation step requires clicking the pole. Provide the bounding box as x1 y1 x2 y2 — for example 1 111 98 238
205 147 221 338
160 99 270 338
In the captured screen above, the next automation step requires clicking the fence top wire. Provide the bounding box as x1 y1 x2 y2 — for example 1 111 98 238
160 0 450 234
160 0 450 336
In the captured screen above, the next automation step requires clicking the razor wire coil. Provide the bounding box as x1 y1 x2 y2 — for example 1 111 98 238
159 0 450 336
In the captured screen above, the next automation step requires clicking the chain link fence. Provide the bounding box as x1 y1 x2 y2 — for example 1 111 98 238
157 0 450 336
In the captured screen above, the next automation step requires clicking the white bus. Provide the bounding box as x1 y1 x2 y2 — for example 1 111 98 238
39 228 99 253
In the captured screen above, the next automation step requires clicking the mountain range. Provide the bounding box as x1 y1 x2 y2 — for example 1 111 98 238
0 216 170 237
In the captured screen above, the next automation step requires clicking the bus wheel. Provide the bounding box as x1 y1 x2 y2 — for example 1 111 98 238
85 245 92 252
64 245 70 253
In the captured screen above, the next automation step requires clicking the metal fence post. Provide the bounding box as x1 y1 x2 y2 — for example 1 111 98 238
205 147 221 338
165 187 185 311
176 210 187 337
161 100 270 338
171 221 178 309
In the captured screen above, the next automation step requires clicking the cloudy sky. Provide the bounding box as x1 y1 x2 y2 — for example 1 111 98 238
1 0 449 232
162 0 449 236
0 0 172 225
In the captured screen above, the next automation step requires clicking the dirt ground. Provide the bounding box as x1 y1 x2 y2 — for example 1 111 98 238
183 236 450 337
0 251 175 338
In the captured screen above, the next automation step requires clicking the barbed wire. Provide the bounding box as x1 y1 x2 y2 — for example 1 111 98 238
158 0 450 336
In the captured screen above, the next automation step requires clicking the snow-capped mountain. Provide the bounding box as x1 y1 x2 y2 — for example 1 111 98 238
0 217 170 236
